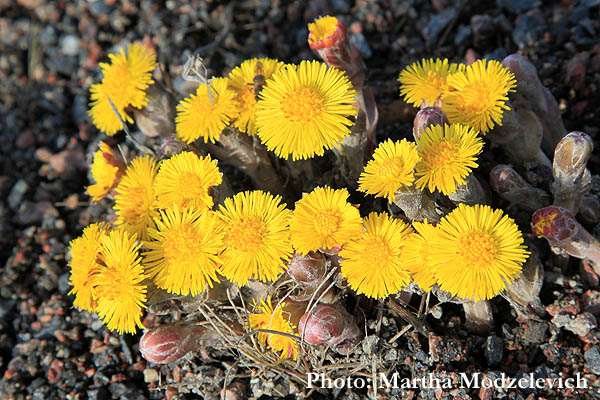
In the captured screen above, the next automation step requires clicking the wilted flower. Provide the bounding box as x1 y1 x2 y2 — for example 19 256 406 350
290 187 362 254
87 142 126 202
144 206 224 296
114 155 160 241
154 151 222 210
443 59 516 134
358 139 419 202
414 123 483 195
249 296 298 360
431 204 529 302
255 61 357 160
94 229 147 334
88 43 157 136
176 77 240 144
339 212 413 299
217 191 293 286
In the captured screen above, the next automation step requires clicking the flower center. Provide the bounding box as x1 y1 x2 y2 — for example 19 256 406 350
163 225 203 263
458 232 496 268
456 83 487 114
378 157 403 177
121 187 146 220
98 266 129 301
239 86 257 109
363 237 393 265
227 216 266 253
280 86 324 124
532 212 558 238
314 210 341 237
308 16 339 42
177 172 204 201
423 139 459 170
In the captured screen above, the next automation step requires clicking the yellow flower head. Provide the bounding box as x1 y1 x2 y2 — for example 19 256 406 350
398 58 464 107
176 77 240 144
249 296 298 360
430 204 529 302
94 229 147 334
443 59 517 134
144 206 224 296
217 191 293 286
255 60 357 160
89 43 157 136
228 58 284 135
401 220 440 292
114 155 159 241
339 212 413 299
358 139 420 202
290 187 362 254
68 222 110 312
87 142 126 202
414 123 483 195
307 16 346 49
154 151 222 210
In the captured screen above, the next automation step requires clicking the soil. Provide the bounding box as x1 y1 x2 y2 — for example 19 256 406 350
1 0 600 399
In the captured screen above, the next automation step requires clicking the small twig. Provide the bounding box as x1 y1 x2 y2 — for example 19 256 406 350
436 0 468 50
387 299 430 337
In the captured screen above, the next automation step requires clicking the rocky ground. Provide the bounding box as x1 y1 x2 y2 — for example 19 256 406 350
1 0 600 399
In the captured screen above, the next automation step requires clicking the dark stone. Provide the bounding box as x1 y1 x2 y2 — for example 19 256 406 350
584 347 600 374
485 335 504 366
423 7 456 48
513 13 547 49
496 0 541 13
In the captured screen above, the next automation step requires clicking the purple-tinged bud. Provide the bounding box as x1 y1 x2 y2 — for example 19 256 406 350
552 131 593 213
412 107 448 141
490 164 550 212
139 324 205 364
299 304 363 355
287 252 327 286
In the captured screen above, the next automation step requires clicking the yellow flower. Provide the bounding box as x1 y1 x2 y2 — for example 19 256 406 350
414 123 483 195
87 142 126 202
228 58 284 135
307 16 345 49
358 139 420 202
339 212 413 299
175 77 240 144
398 58 464 107
154 151 222 210
430 204 529 302
68 223 110 312
114 155 159 241
144 206 224 296
401 220 440 291
217 191 293 286
94 229 147 334
290 187 362 254
255 60 357 160
442 59 517 134
88 43 157 136
249 296 298 360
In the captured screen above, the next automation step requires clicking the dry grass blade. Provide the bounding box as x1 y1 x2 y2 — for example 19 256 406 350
387 298 430 336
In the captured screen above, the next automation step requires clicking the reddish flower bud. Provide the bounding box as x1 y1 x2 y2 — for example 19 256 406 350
139 324 205 364
287 252 327 286
299 303 363 354
412 106 448 141
490 164 549 212
531 206 577 243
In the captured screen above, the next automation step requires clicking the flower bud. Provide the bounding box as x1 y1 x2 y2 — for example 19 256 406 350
287 252 327 286
159 134 187 158
490 164 550 212
299 303 363 354
412 106 448 141
552 131 593 213
139 324 205 364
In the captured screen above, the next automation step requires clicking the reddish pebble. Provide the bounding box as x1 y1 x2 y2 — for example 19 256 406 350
47 359 64 384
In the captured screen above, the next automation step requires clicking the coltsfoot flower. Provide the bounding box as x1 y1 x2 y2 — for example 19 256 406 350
176 77 240 144
228 58 284 135
154 151 222 210
398 58 464 107
68 222 110 312
255 60 357 160
339 212 413 299
443 59 517 134
217 191 293 286
114 155 160 241
88 43 157 136
87 142 126 202
290 187 362 254
94 229 147 334
249 296 298 360
144 206 224 296
401 220 440 292
431 204 529 302
358 139 419 202
414 123 483 195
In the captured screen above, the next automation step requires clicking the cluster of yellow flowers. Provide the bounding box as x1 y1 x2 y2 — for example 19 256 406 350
73 33 531 362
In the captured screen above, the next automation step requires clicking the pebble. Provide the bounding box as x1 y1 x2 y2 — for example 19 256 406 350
485 336 504 366
59 34 80 56
7 179 29 210
422 7 456 48
496 0 540 13
350 32 372 59
362 336 379 355
143 368 159 383
0 298 16 319
584 347 600 374
512 12 547 49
